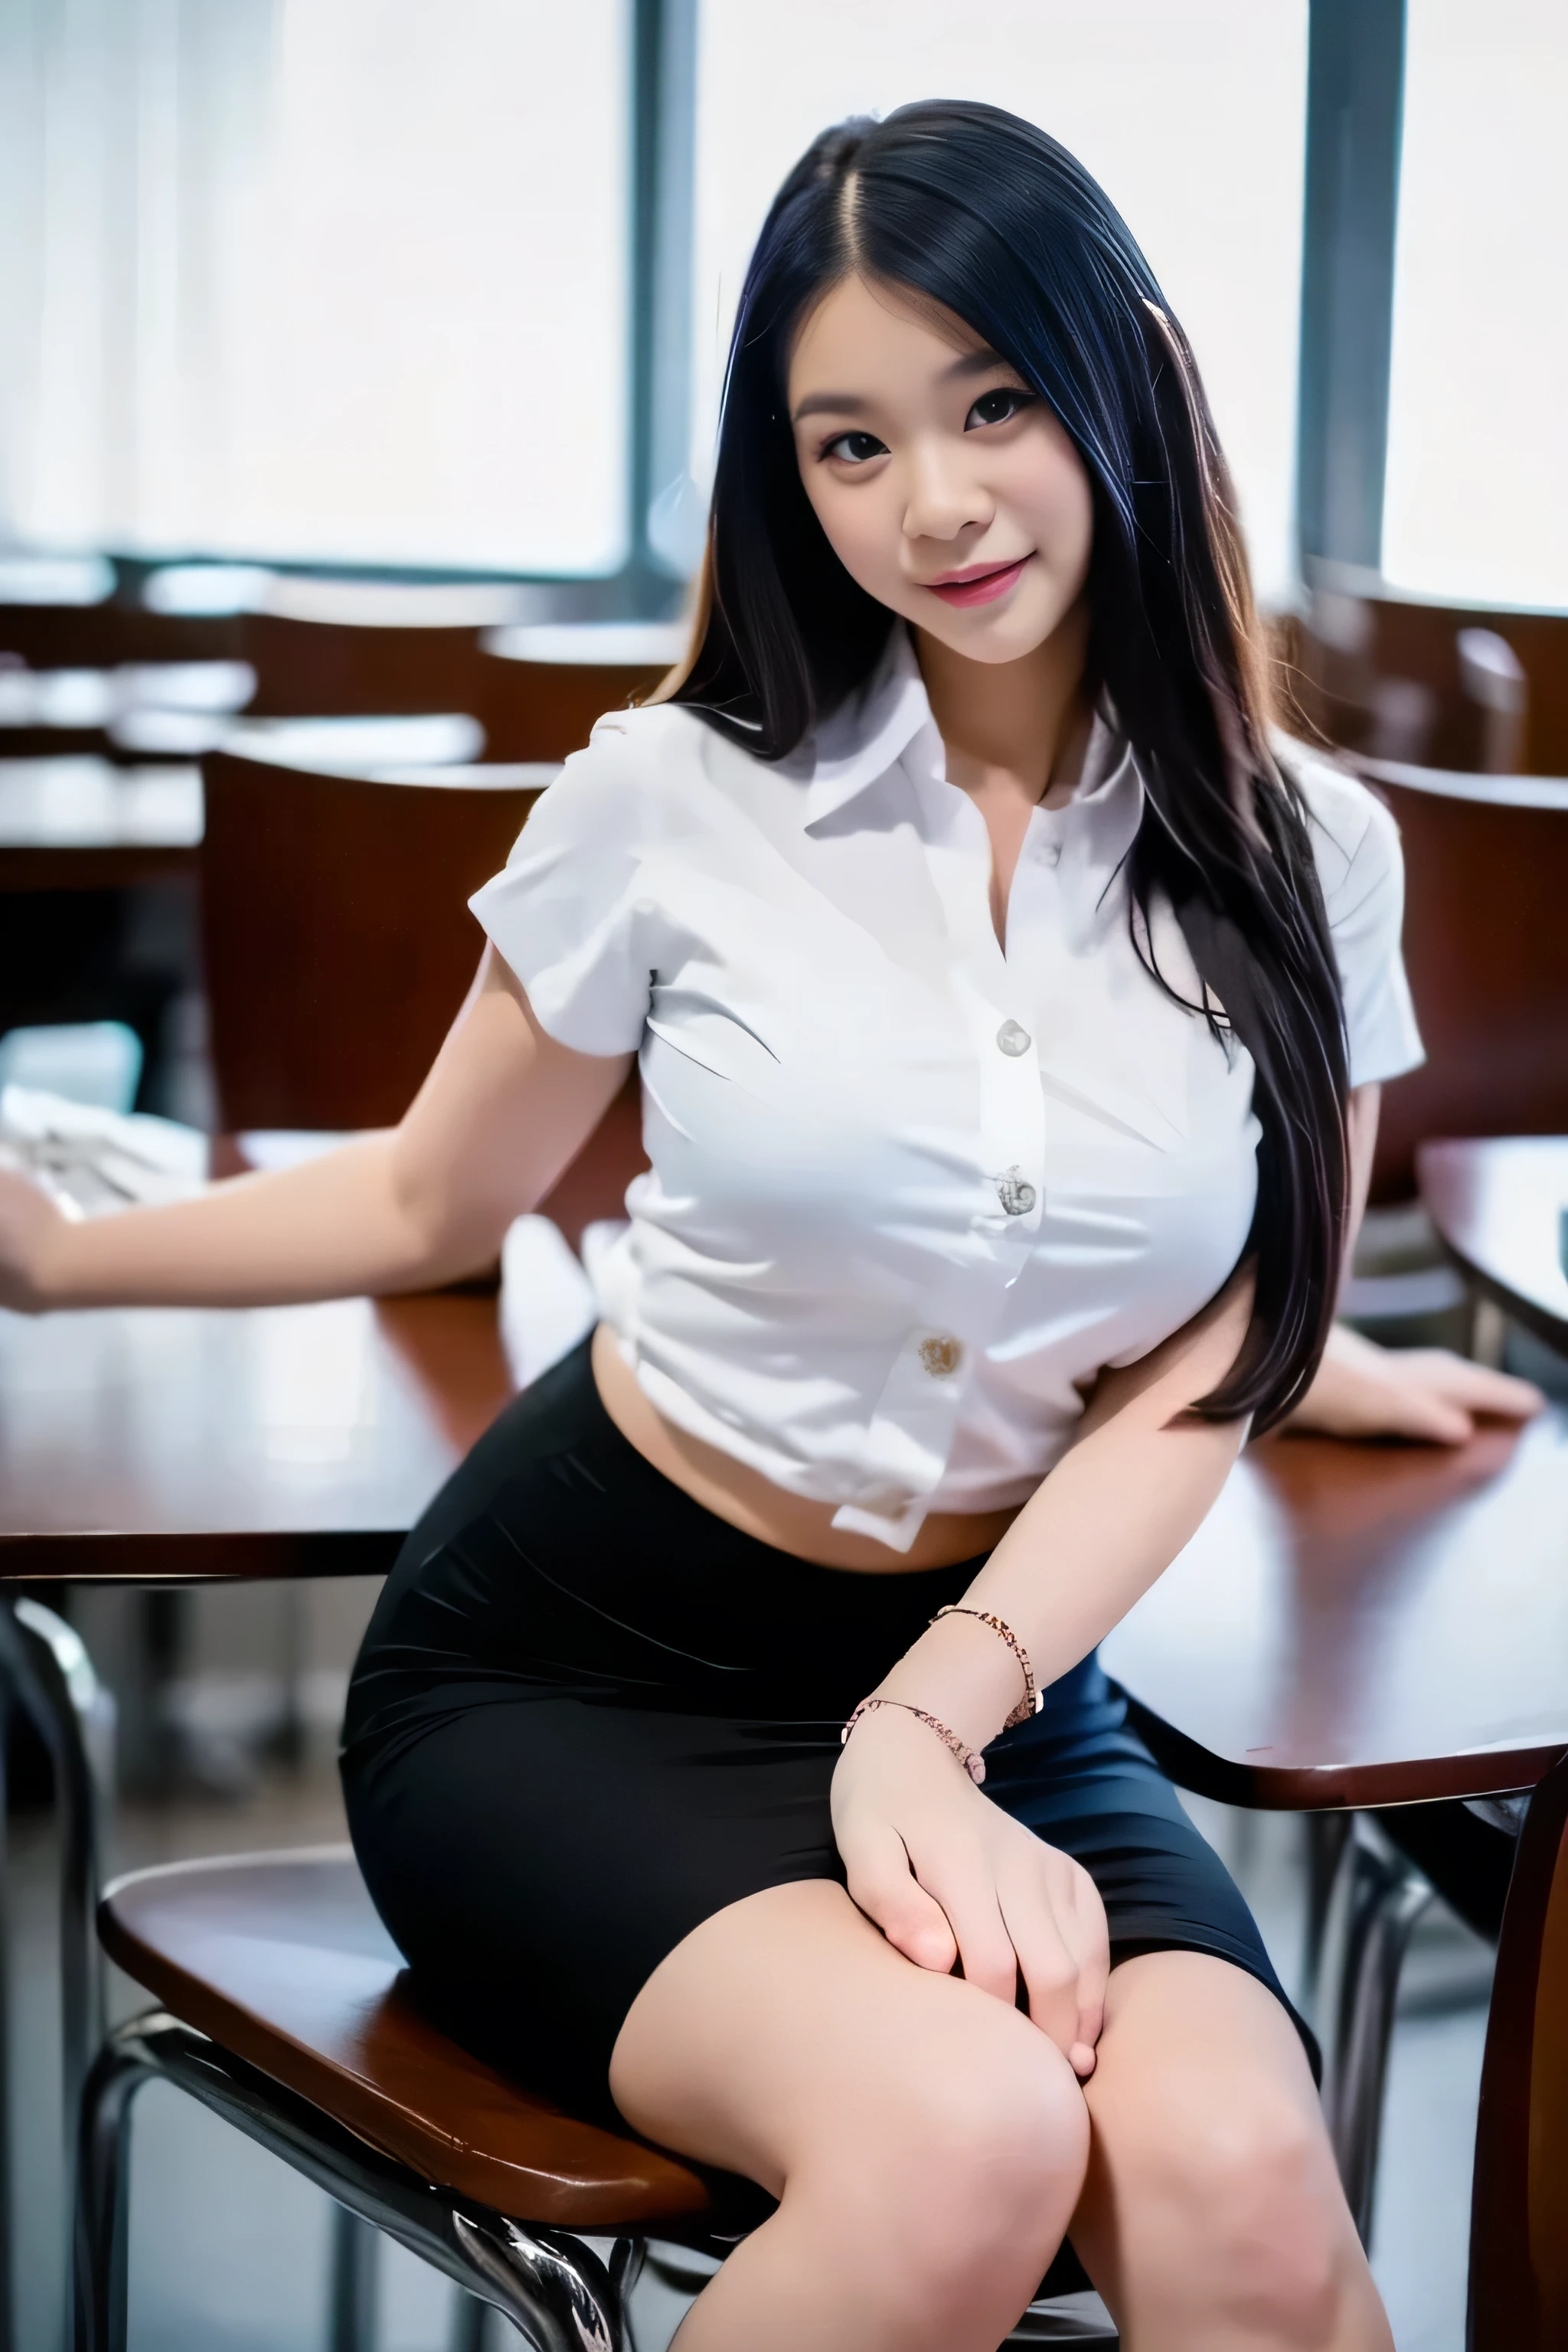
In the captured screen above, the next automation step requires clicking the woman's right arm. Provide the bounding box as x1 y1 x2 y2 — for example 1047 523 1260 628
0 947 632 1312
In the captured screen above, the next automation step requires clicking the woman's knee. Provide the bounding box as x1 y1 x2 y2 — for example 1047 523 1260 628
1123 2084 1352 2341
818 2034 1090 2304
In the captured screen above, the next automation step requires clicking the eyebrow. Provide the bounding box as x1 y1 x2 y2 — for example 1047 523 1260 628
942 345 1011 380
791 345 1014 425
791 390 870 422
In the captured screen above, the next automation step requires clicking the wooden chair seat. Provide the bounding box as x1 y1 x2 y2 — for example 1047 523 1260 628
99 1847 712 2231
474 622 685 762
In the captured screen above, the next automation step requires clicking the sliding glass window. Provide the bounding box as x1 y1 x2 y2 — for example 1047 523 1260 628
1382 0 1568 607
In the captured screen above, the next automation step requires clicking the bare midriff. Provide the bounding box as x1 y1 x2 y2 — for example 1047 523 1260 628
590 1321 1021 1573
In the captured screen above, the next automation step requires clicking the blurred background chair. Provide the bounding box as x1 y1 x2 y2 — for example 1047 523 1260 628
201 720 648 1233
235 578 533 724
1286 573 1568 779
199 725 538 1132
475 622 685 762
1343 763 1568 1210
1276 580 1568 1354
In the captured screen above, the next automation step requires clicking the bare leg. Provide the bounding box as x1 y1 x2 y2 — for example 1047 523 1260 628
1072 1952 1393 2350
609 1879 1089 2352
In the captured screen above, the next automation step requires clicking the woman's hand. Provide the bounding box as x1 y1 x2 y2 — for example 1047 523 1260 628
0 957 632 1314
0 1160 71 1312
831 1703 1109 2077
1285 1321 1545 1446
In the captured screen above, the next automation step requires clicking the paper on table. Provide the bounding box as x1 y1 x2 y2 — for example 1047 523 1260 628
0 1085 207 1214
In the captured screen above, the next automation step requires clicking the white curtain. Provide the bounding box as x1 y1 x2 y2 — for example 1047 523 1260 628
0 0 279 556
0 0 632 573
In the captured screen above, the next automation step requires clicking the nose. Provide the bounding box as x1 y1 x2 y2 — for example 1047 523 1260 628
901 433 993 548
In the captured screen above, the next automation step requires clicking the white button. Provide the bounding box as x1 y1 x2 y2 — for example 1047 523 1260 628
995 1168 1037 1216
1041 841 1062 867
918 1334 962 1378
995 1020 1032 1057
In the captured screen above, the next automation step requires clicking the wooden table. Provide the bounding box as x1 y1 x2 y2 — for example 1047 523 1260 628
2 1294 1564 2347
6 1284 1557 1780
1102 1410 1568 1807
1418 1135 1568 1355
0 758 201 890
0 1291 509 1580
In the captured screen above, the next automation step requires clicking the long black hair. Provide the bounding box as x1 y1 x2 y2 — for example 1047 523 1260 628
662 100 1348 1431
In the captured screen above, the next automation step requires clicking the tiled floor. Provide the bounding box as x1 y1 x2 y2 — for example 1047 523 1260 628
5 1756 1495 2350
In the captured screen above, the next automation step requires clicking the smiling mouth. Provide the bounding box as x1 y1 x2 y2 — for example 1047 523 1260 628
923 555 1033 608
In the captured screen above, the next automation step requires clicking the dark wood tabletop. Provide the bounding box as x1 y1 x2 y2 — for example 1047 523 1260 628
1102 1406 1568 1809
4 1282 1566 1810
1418 1135 1568 1354
0 756 201 889
0 1290 511 1579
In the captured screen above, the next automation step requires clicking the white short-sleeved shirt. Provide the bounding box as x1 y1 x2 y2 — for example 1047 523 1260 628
472 628 1423 1552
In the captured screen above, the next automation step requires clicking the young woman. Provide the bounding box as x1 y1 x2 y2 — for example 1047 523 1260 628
0 103 1541 2350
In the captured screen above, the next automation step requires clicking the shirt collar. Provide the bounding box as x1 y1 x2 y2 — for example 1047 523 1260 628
800 627 933 827
799 624 1143 875
1047 706 1144 886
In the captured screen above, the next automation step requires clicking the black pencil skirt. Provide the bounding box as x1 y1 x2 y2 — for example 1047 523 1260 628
341 1338 1312 2132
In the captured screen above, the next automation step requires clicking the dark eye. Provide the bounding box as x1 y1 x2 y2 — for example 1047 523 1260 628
966 387 1034 430
822 430 888 465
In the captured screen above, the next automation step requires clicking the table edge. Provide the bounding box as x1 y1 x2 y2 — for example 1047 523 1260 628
0 1529 404 1582
1123 1698 1566 1811
0 843 200 890
1416 1138 1568 1353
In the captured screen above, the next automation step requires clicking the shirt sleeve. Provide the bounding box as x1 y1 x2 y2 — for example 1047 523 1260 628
468 718 655 1057
1292 750 1425 1088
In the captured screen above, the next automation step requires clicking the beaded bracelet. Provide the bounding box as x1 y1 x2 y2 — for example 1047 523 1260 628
841 1696 985 1785
929 1604 1041 1730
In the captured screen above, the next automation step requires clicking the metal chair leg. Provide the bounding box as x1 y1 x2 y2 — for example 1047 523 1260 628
449 2289 495 2351
0 1599 112 2352
88 2014 643 2352
0 1671 14 2352
1301 1810 1354 2008
450 2212 643 2352
330 2204 381 2352
72 2036 155 2352
1318 1813 1432 2246
8 1600 112 2120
